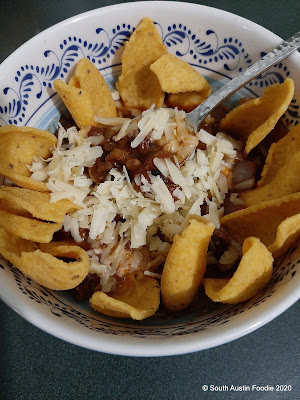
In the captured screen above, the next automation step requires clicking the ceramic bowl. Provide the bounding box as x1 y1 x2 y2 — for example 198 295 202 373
0 1 299 357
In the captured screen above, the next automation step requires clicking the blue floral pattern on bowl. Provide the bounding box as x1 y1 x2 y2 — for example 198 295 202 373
0 22 298 127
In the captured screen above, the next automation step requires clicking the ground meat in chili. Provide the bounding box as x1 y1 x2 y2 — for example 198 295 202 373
72 273 101 301
210 227 231 260
87 127 173 185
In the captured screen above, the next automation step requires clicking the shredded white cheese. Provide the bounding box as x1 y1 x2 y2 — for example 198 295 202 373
29 109 239 292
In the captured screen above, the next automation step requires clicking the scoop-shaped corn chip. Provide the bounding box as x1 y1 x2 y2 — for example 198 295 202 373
240 151 300 206
0 126 56 191
204 237 273 304
90 272 160 320
74 58 117 118
219 79 294 154
150 54 211 95
0 186 79 242
267 213 300 258
161 216 215 311
0 227 89 290
221 193 300 257
0 186 79 222
54 58 117 128
258 124 300 187
0 210 61 243
116 17 167 110
69 76 80 88
166 91 210 112
54 80 94 127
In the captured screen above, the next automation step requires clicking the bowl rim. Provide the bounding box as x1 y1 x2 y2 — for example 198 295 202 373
1 270 299 357
0 1 300 357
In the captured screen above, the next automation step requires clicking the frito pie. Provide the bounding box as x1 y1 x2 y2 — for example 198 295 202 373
0 18 299 320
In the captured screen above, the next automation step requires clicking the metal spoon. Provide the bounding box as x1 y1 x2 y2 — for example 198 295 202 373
155 31 299 132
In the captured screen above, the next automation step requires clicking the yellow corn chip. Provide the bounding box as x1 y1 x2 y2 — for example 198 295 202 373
204 237 273 304
0 210 61 243
54 58 117 128
0 126 56 191
240 150 300 206
0 227 89 290
150 53 211 94
267 213 300 258
166 91 210 112
0 186 79 222
221 193 300 257
90 272 160 320
69 76 80 88
116 17 167 110
258 124 300 187
161 216 215 311
75 58 117 118
219 79 294 154
54 80 95 127
0 186 79 243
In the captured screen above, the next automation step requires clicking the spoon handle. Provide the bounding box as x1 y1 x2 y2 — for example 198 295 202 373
187 31 300 131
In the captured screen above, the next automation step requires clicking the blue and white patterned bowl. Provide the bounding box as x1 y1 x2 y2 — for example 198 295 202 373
0 1 299 356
